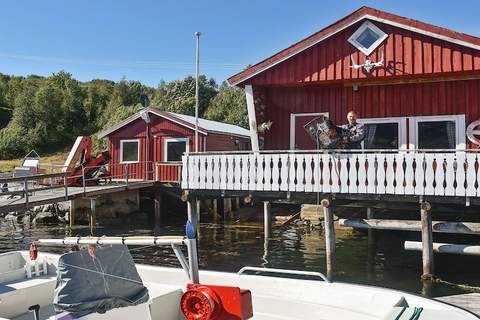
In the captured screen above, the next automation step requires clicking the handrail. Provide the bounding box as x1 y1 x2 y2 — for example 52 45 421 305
237 266 330 282
185 148 479 156
0 172 70 184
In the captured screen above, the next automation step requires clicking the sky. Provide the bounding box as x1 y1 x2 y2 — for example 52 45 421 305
1 0 479 87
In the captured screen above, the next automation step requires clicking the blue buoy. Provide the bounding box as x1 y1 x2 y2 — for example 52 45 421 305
185 221 196 239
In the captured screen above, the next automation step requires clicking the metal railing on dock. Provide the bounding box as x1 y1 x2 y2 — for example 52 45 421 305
0 172 70 208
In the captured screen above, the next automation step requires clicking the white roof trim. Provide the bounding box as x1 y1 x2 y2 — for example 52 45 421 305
97 108 250 138
230 13 480 86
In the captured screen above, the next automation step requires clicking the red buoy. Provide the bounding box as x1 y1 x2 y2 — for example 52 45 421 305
29 242 38 260
180 286 221 320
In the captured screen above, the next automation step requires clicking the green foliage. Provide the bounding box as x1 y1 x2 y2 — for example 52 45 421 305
0 71 249 160
155 75 217 116
204 82 248 128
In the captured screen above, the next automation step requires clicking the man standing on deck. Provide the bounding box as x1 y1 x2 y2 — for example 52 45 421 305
341 110 365 149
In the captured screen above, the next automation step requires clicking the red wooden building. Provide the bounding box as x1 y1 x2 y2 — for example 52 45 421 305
180 7 480 203
228 6 480 151
98 107 250 181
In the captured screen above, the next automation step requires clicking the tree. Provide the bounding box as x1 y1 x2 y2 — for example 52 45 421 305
155 75 217 116
204 82 248 128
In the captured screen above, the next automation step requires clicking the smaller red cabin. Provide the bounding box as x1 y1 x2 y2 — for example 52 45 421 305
98 107 250 182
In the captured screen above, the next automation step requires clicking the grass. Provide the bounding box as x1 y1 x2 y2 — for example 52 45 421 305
0 151 69 173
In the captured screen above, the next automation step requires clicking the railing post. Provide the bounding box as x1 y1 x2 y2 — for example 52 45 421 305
82 165 86 195
64 173 68 200
24 178 29 209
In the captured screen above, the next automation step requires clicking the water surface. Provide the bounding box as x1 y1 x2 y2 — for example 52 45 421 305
0 217 478 297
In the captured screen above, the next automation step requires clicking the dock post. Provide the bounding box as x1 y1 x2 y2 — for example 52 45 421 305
366 207 375 280
154 190 162 223
212 199 218 223
263 201 272 239
420 201 434 280
322 198 336 280
196 199 201 223
235 197 240 210
69 199 76 228
90 198 96 235
223 198 232 220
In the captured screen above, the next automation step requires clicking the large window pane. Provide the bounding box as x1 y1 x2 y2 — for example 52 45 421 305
418 121 456 149
121 141 139 162
364 123 399 149
167 141 187 161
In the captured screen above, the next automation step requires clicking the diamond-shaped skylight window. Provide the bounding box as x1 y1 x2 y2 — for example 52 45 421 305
348 21 388 56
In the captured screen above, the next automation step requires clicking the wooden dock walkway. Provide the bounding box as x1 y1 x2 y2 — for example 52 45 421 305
0 180 154 214
437 293 480 316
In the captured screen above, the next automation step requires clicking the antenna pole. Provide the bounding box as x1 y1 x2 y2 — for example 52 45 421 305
195 32 201 153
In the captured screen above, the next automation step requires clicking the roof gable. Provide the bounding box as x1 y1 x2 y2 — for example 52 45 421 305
97 107 249 138
228 7 480 86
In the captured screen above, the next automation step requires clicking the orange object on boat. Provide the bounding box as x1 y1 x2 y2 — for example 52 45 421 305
181 283 253 320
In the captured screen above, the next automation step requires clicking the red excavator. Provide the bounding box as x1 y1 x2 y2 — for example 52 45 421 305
63 136 111 186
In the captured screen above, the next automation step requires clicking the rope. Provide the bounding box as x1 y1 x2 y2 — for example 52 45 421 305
432 277 480 293
60 262 144 286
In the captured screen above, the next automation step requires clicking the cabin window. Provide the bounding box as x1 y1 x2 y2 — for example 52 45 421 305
409 115 465 150
164 138 189 161
120 139 140 163
358 117 407 150
348 21 388 56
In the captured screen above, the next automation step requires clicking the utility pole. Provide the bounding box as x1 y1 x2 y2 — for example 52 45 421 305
195 32 201 153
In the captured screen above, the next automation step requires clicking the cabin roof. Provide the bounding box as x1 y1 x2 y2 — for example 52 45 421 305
97 107 250 138
227 6 480 86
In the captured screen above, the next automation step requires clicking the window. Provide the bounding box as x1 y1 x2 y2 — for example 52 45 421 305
164 138 189 161
120 140 139 163
348 21 388 56
358 117 407 150
409 115 465 150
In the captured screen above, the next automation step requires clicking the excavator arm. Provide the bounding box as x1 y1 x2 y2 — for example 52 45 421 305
63 136 111 186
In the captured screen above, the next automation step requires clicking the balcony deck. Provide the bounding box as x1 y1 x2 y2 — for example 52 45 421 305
181 150 480 205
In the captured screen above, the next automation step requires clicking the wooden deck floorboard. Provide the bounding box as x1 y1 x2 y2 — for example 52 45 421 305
0 181 154 213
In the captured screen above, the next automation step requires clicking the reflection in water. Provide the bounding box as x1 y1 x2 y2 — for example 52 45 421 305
0 218 478 297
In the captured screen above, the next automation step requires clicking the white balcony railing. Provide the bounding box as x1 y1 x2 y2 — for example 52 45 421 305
181 150 480 197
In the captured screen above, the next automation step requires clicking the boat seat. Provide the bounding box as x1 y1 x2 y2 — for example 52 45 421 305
1 276 57 319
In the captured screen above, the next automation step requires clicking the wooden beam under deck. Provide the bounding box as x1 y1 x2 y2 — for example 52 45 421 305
182 189 480 208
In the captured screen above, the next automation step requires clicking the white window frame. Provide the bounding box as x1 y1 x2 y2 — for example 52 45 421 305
290 112 329 150
357 117 408 150
409 114 466 150
164 137 189 162
120 139 140 164
348 21 388 56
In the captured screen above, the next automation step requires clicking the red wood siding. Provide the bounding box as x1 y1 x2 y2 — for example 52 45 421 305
106 113 248 180
263 79 480 150
245 19 480 87
206 133 250 151
107 115 206 180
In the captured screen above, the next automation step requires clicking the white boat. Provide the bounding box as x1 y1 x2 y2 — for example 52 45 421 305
0 233 477 320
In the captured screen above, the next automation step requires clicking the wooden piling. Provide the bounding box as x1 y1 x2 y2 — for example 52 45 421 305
212 199 218 223
196 199 201 223
154 190 162 222
69 199 76 228
420 201 434 280
90 198 97 235
263 201 271 239
322 198 335 280
223 198 232 220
